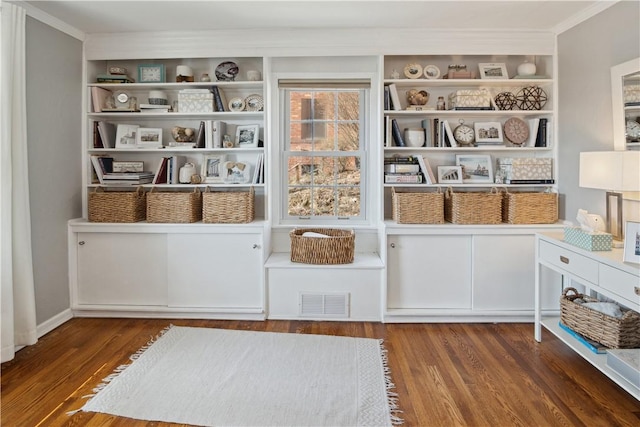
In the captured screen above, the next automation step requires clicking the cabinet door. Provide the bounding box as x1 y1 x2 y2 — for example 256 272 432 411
387 235 472 309
167 233 262 308
76 232 168 305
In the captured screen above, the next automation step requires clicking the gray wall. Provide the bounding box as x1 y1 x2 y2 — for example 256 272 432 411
558 1 640 222
26 17 82 324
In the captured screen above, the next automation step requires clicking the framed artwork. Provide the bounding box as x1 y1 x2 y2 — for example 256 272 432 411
223 161 252 184
202 154 226 183
236 124 260 147
136 128 163 148
437 166 463 184
478 63 508 79
138 64 165 83
456 154 494 183
115 124 139 149
474 121 504 144
623 221 640 263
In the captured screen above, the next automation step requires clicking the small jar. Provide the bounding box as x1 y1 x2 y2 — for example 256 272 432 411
200 73 211 82
436 96 446 110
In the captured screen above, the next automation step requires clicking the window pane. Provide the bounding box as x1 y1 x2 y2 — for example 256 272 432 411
337 123 359 151
314 92 335 118
313 157 337 185
337 156 360 185
287 156 318 185
338 92 359 121
337 187 361 217
288 187 311 216
312 188 336 216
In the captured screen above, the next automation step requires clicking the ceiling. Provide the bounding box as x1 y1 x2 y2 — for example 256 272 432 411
22 0 615 35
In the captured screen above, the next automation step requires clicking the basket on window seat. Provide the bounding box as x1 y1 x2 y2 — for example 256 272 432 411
290 228 355 265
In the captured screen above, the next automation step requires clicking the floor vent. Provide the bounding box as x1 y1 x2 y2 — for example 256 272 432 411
299 292 350 318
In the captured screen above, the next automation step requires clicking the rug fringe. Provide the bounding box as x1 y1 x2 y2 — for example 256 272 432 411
378 339 404 426
66 324 174 417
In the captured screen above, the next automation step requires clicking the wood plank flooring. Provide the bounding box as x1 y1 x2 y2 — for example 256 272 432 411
2 318 640 426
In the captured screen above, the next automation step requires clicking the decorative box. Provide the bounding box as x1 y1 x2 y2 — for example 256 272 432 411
564 227 612 251
511 158 553 180
178 90 213 113
448 89 491 110
624 84 640 104
607 349 640 389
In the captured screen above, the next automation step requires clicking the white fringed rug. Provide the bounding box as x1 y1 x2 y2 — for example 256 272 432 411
79 326 402 426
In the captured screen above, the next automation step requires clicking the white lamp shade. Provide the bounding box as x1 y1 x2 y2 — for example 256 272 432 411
579 151 640 191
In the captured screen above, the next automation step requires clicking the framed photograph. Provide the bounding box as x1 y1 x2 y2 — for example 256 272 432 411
236 124 260 148
223 160 252 184
202 154 226 183
456 154 494 183
138 64 165 83
135 127 163 148
437 166 463 184
115 124 139 149
623 221 640 263
478 63 509 79
423 64 441 79
474 121 504 144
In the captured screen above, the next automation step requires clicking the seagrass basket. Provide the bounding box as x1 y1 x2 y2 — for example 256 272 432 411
290 228 355 264
560 287 640 349
444 187 502 224
146 187 202 223
202 187 254 224
88 186 146 223
392 187 444 224
502 190 558 224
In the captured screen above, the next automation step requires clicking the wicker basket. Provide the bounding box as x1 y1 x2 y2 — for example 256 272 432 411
560 287 640 349
444 187 502 224
502 190 558 224
202 187 254 224
290 228 355 264
88 186 146 223
146 187 202 223
392 187 444 224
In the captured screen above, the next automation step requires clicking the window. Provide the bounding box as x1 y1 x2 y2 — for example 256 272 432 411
281 84 368 222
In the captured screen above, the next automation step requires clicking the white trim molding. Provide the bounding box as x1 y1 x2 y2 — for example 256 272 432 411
6 0 85 41
553 0 620 34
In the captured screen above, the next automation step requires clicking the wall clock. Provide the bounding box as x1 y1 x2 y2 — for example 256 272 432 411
453 120 475 146
503 117 529 146
138 64 165 83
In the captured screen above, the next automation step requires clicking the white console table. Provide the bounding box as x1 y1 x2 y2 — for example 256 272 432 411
534 232 640 400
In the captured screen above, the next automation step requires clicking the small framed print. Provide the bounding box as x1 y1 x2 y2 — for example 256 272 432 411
623 221 640 264
202 154 226 183
423 64 441 79
456 154 494 183
115 124 139 149
138 64 165 83
437 166 463 184
474 121 504 144
236 124 260 147
136 128 163 148
223 161 251 184
478 63 508 79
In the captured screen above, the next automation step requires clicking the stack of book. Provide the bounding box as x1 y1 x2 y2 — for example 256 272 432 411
384 156 423 184
102 172 154 185
96 73 135 83
139 103 171 113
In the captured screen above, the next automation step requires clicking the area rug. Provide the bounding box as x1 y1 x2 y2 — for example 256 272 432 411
79 326 402 426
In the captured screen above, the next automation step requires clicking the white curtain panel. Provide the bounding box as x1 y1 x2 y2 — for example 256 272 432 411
1 2 37 363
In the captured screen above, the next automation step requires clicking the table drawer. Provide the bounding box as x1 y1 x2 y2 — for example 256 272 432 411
539 240 598 284
600 264 640 310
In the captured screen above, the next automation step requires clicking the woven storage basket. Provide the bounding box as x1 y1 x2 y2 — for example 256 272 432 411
202 187 254 224
560 287 640 349
290 228 355 265
146 187 202 223
392 187 444 224
502 190 558 224
88 186 146 223
444 187 502 224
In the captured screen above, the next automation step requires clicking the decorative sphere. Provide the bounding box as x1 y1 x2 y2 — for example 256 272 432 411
494 92 517 110
515 86 548 110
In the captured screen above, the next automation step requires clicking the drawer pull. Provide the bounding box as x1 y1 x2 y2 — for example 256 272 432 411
560 256 569 264
635 287 640 296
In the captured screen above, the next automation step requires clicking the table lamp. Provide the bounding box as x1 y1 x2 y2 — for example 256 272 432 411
579 151 640 247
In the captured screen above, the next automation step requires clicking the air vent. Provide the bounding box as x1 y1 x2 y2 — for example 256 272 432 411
299 292 349 318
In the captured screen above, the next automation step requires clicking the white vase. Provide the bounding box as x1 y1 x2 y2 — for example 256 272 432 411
179 163 197 184
404 128 425 147
517 61 536 76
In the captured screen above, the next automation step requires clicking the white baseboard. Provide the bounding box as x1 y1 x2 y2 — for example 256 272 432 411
37 309 73 338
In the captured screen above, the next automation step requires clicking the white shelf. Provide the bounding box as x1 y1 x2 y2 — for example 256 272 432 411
383 146 552 152
384 109 552 117
88 147 264 153
88 81 263 89
383 78 552 87
88 111 264 119
382 183 554 188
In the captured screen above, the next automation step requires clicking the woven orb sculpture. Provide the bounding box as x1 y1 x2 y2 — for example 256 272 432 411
515 86 548 110
494 92 517 110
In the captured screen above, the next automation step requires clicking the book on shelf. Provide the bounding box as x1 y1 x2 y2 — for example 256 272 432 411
152 157 169 184
101 177 154 185
384 173 423 184
211 86 226 112
168 155 187 184
212 120 226 148
253 153 264 184
90 87 112 113
113 161 144 173
103 172 154 180
90 155 113 184
196 121 206 149
97 121 116 148
383 86 390 110
557 322 607 354
416 155 436 185
384 163 420 173
442 120 457 147
506 179 556 184
388 84 402 111
420 119 432 147
535 118 548 147
526 118 540 147
93 121 103 148
96 73 135 83
390 119 405 147
384 155 418 164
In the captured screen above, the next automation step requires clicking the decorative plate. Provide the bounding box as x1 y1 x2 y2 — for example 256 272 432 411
403 63 423 79
228 97 246 112
244 94 264 112
215 61 239 81
503 117 530 145
423 65 441 79
627 119 640 141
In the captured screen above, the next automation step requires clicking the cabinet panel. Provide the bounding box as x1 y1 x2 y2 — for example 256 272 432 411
76 232 168 305
167 233 262 308
387 235 471 309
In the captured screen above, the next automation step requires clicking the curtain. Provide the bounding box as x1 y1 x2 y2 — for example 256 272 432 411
1 2 37 363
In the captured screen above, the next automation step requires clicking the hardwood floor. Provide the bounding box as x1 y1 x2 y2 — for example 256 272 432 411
2 318 639 426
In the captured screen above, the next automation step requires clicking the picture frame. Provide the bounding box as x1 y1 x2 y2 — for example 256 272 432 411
202 154 226 183
474 121 504 144
223 160 252 184
135 127 163 148
478 63 509 79
437 166 463 184
115 124 139 149
236 124 260 148
456 154 494 183
623 221 640 263
138 64 165 83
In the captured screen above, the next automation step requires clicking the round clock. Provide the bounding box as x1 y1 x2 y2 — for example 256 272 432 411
626 119 640 141
114 91 130 108
503 117 530 146
453 120 475 146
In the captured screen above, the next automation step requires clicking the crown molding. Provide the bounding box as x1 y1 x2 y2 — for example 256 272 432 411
6 0 85 41
553 0 620 34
